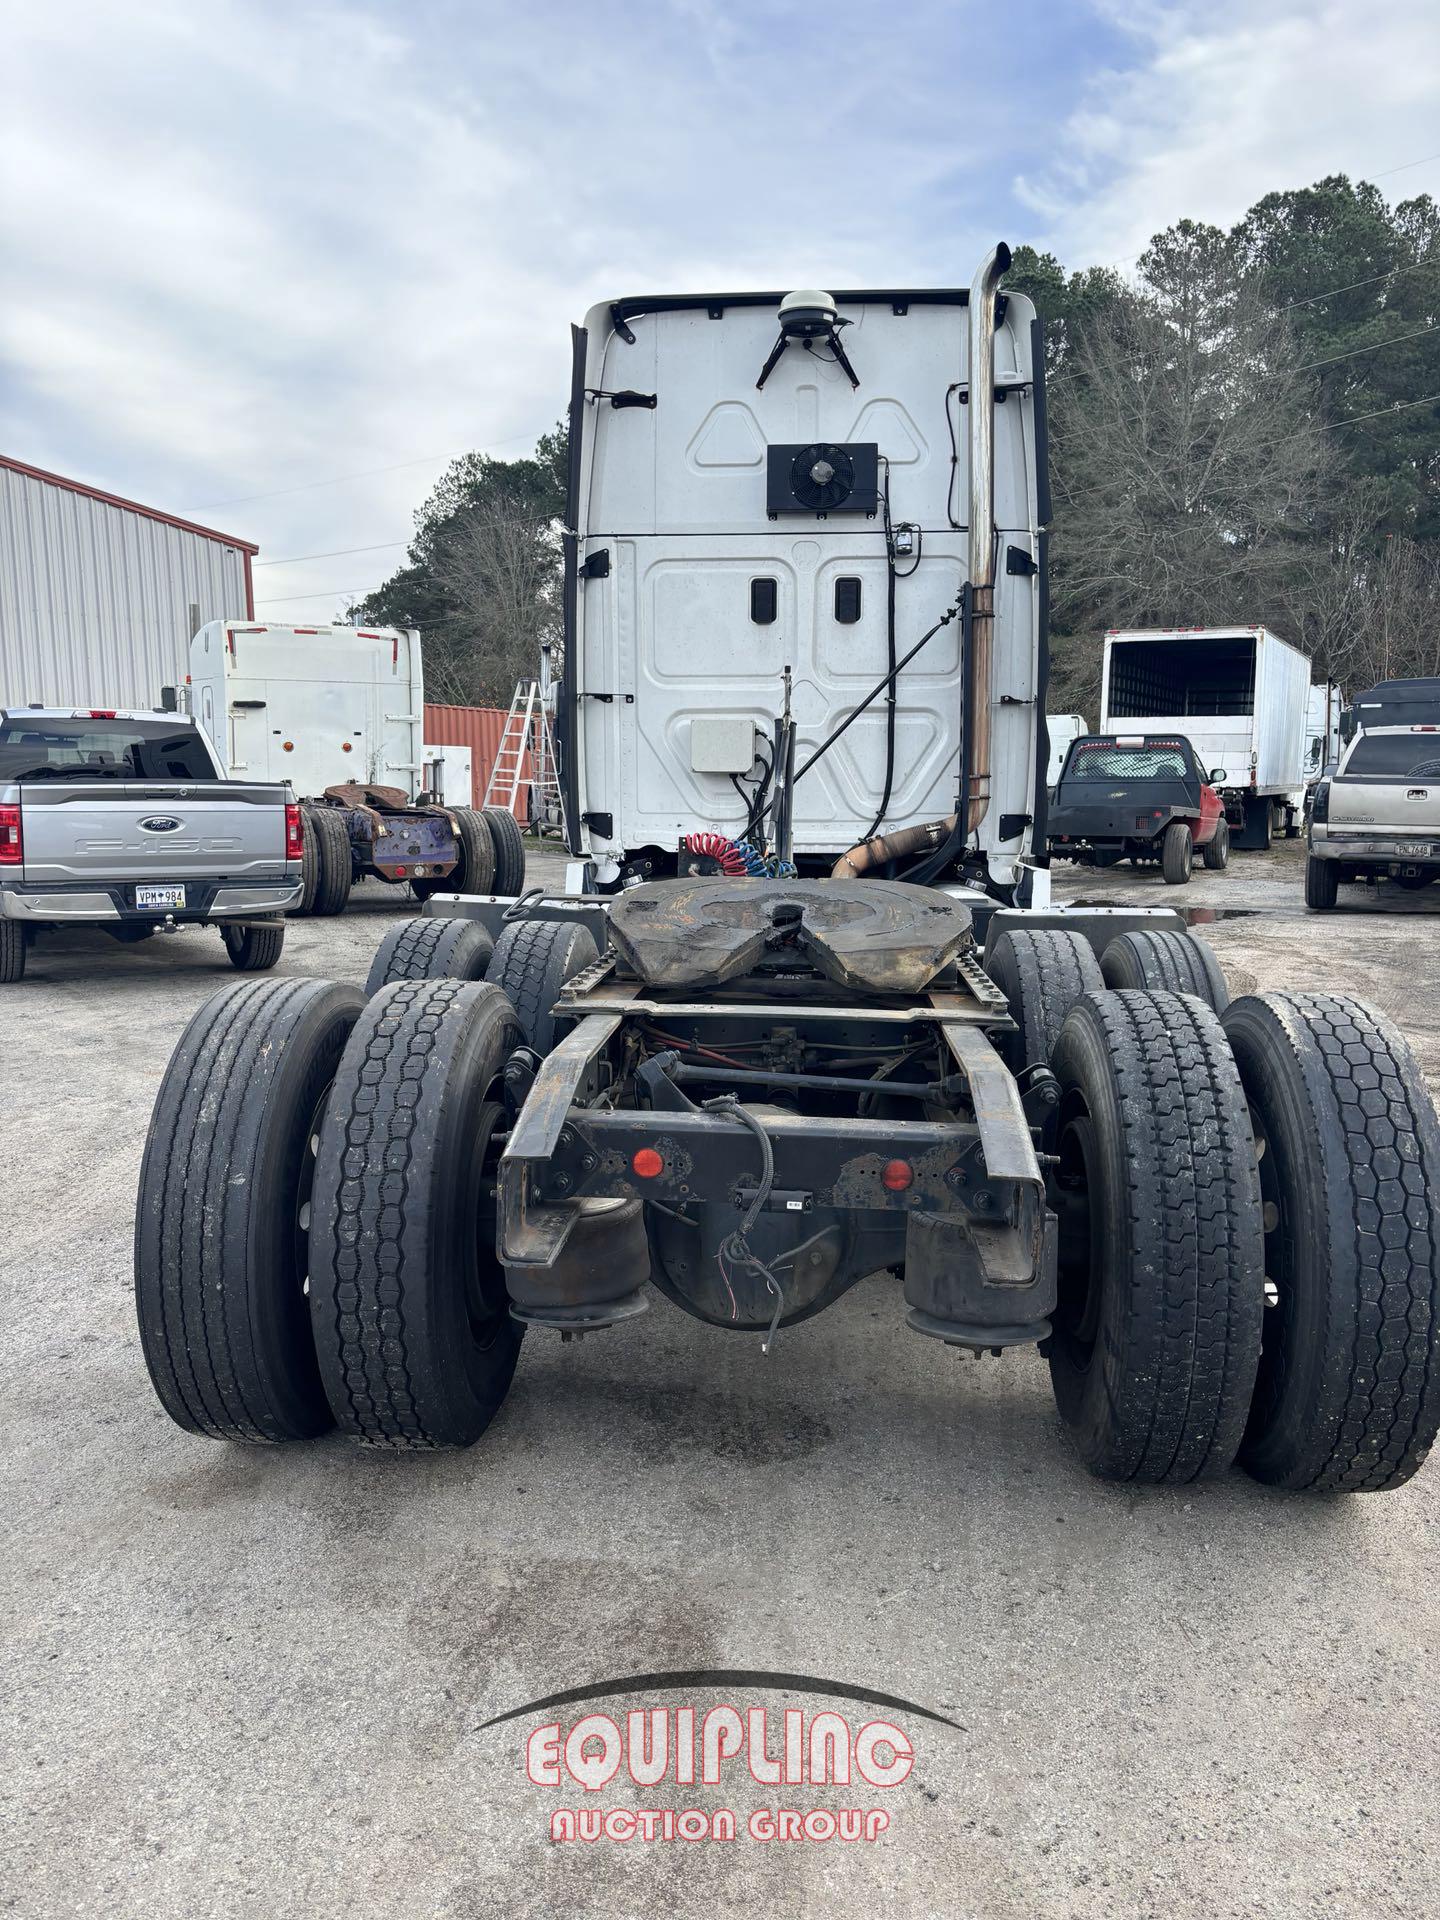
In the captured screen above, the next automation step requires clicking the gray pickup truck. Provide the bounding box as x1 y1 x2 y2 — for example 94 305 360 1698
1306 723 1440 909
0 706 302 982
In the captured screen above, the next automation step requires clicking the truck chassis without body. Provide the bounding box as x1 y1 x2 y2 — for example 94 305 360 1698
129 247 1440 1493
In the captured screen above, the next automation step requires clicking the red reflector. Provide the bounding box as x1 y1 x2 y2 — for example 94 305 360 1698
882 1159 913 1192
284 802 303 861
87 709 117 719
632 1148 664 1179
0 802 21 866
341 741 353 752
394 865 407 877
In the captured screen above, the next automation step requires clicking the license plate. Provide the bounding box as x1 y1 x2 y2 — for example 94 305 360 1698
1396 844 1431 860
136 884 186 909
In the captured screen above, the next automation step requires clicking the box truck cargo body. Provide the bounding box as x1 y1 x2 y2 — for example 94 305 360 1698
190 621 425 801
1045 713 1086 789
1100 626 1311 847
1306 681 1343 778
188 622 507 914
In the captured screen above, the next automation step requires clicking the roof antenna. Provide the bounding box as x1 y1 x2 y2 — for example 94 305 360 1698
756 291 860 391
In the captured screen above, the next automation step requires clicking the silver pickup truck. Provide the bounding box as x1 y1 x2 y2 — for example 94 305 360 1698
0 706 302 983
1306 723 1440 909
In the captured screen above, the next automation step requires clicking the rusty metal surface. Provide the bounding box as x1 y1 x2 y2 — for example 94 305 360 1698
608 876 973 993
504 1196 651 1313
503 1014 622 1163
558 1104 980 1213
499 1012 623 1268
559 993 999 1026
322 780 412 810
422 701 526 813
933 1016 1040 1187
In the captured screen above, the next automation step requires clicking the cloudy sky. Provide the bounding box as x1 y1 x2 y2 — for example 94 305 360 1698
3 0 1437 619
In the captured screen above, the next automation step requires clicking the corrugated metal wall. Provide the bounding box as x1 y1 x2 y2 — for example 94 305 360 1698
0 463 252 710
423 702 532 815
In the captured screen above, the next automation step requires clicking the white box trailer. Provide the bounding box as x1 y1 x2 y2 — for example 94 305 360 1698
1306 680 1343 779
1045 713 1086 789
1100 625 1312 847
190 620 426 801
561 268 1049 898
189 622 507 913
422 742 474 807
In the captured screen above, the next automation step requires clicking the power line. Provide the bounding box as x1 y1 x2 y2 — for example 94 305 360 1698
1372 147 1440 178
186 426 549 512
1295 321 1440 373
1084 143 1440 297
259 398 1440 605
1320 389 1440 430
252 539 409 569
255 586 370 606
1279 261 1425 311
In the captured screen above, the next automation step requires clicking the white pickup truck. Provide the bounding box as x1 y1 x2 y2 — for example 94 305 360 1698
0 706 302 982
1305 724 1440 909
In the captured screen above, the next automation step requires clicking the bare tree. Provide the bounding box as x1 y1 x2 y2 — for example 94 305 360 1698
1318 533 1440 691
427 507 562 708
1048 228 1335 680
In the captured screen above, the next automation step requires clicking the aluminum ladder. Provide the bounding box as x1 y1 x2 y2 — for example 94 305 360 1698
482 681 566 834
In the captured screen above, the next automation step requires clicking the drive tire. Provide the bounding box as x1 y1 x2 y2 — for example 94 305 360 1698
1048 990 1264 1482
1100 928 1230 1013
1223 992 1440 1492
134 977 363 1441
1244 795 1273 852
451 806 496 895
364 915 495 997
1161 821 1193 885
485 918 599 1054
1305 855 1339 910
223 923 285 972
309 805 353 917
484 806 528 895
1202 818 1230 870
297 808 321 914
0 921 26 983
307 978 525 1449
985 928 1105 1073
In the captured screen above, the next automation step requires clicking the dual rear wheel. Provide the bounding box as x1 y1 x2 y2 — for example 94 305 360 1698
135 914 600 1451
136 974 524 1449
992 929 1440 1489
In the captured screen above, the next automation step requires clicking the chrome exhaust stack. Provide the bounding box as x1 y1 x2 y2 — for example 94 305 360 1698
965 241 1010 837
829 242 1011 880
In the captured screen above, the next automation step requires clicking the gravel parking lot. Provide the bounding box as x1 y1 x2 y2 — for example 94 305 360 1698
5 840 1438 1919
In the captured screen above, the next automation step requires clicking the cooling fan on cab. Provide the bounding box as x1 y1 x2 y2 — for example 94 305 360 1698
766 441 879 517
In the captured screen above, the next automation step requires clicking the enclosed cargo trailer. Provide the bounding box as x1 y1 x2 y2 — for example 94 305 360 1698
189 622 521 913
1100 626 1312 847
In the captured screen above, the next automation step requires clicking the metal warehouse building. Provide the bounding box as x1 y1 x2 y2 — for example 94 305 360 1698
0 453 258 710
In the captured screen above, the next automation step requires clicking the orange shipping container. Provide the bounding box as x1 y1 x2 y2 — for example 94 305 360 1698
423 702 532 818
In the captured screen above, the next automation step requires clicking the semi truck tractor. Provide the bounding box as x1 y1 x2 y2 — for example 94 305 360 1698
188 621 525 913
133 246 1440 1496
1100 626 1312 848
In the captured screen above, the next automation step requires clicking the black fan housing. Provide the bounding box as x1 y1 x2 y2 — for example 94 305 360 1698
766 441 878 516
